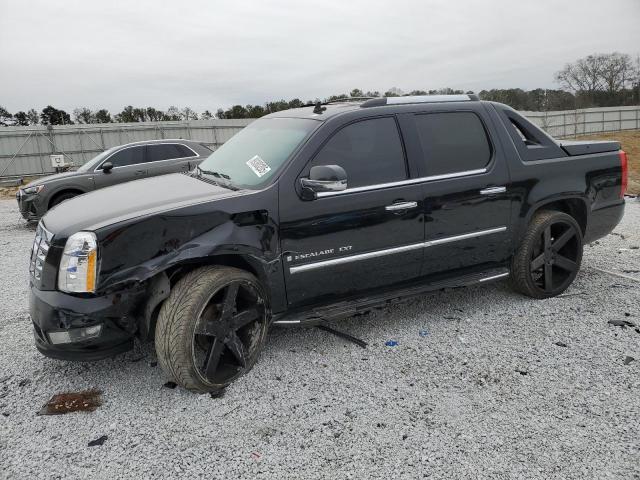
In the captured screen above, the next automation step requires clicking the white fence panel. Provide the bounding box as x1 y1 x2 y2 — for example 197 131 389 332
0 119 253 178
1 106 638 178
522 105 640 138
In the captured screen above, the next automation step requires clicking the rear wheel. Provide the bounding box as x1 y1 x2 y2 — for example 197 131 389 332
155 266 268 393
510 210 583 298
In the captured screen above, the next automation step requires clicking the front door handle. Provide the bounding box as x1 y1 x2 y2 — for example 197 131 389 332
480 186 506 195
134 170 146 176
385 201 418 211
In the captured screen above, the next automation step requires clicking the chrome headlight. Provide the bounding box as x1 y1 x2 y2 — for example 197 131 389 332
58 232 98 293
22 185 45 195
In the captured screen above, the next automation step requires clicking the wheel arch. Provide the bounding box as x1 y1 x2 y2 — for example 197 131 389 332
138 253 274 341
523 195 589 236
48 188 86 209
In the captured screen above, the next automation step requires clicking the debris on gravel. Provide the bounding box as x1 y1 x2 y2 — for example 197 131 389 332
87 435 108 447
608 319 637 328
624 356 635 365
1 198 639 479
37 389 102 416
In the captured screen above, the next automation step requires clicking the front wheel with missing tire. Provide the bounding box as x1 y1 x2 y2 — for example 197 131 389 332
510 210 583 299
155 266 268 393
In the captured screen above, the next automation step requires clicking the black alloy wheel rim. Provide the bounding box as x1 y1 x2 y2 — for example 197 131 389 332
192 280 266 385
529 220 580 293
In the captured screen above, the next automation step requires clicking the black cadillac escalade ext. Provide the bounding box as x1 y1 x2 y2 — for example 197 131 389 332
29 94 628 393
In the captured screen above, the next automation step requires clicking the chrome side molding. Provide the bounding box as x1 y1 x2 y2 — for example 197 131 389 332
479 271 510 282
289 226 507 274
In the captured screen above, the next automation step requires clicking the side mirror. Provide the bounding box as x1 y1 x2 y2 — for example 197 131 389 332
300 165 347 200
101 161 114 173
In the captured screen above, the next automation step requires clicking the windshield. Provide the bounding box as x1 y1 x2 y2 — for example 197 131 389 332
76 147 117 172
196 117 319 189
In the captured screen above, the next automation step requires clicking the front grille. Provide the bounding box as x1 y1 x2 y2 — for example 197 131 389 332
30 222 53 280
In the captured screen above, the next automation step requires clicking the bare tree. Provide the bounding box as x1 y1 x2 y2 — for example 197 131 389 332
164 106 181 121
73 107 95 124
555 54 607 94
384 87 404 97
181 107 198 121
26 108 39 125
600 52 634 94
94 109 112 123
555 52 635 103
0 106 13 125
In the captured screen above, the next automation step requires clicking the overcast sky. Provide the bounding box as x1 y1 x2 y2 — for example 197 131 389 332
1 0 639 114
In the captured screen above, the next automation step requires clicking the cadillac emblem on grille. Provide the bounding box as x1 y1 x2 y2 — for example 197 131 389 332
30 222 53 280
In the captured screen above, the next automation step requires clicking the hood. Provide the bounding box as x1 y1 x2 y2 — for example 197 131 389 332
42 173 247 239
23 170 80 188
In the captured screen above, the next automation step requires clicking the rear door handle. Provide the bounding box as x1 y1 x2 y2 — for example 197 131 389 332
480 186 506 195
134 170 146 176
385 201 418 211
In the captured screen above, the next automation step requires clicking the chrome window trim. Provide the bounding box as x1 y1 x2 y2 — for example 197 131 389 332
93 142 199 172
289 226 507 274
316 168 487 198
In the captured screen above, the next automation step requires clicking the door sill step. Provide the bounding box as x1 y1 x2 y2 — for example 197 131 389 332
273 268 509 326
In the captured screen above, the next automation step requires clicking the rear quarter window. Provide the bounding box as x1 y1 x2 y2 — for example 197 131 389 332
413 111 491 176
147 144 188 162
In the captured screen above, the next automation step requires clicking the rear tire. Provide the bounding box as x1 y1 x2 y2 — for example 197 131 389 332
155 266 268 393
510 210 583 299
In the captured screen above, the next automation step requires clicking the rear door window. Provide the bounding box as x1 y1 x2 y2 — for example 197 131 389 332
311 117 407 188
106 146 145 168
413 112 491 176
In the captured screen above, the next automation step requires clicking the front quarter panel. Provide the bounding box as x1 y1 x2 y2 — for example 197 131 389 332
94 186 287 312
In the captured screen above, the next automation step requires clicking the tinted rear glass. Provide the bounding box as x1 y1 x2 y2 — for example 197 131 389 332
176 144 197 157
107 146 145 168
414 112 491 176
147 144 187 162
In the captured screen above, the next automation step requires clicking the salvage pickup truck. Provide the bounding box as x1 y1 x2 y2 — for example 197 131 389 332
29 94 628 393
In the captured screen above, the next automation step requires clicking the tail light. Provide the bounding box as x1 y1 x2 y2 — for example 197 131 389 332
619 150 628 199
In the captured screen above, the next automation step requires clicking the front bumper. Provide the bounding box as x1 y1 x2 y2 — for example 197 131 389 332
16 190 41 221
29 284 145 361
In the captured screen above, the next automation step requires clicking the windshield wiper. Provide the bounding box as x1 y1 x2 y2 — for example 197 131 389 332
195 167 239 190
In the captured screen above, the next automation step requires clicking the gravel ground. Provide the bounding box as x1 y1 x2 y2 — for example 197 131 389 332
0 198 639 480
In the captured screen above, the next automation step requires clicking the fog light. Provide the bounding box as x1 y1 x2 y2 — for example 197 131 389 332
48 325 102 344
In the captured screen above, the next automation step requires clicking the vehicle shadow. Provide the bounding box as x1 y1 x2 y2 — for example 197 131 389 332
30 279 529 395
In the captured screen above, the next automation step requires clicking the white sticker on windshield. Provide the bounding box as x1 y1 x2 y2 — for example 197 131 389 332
246 155 271 178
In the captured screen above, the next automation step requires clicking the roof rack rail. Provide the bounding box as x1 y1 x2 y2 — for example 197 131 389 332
302 97 376 108
325 97 376 105
361 94 478 108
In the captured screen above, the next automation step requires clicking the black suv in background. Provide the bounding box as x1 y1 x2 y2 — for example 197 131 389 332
28 95 627 393
17 139 211 220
